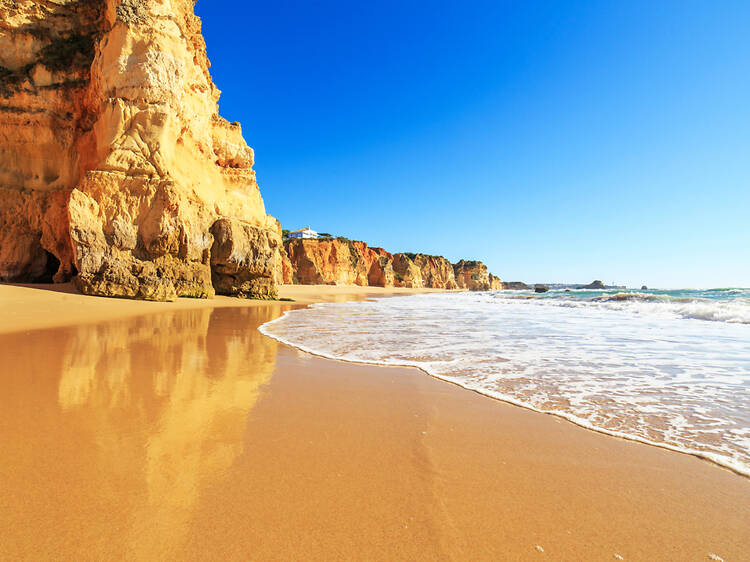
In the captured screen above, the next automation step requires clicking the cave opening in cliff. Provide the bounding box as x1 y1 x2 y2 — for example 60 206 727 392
33 251 60 284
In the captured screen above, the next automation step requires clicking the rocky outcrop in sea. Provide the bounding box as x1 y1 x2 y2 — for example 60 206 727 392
577 280 607 290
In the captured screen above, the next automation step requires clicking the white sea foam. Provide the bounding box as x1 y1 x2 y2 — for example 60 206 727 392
260 291 750 477
674 301 750 324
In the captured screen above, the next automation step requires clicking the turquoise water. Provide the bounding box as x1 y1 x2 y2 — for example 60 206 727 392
535 288 749 301
261 288 750 476
504 287 750 324
529 286 748 302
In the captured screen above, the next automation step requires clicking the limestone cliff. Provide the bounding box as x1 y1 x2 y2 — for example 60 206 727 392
453 259 492 291
0 0 281 300
391 252 424 288
395 253 458 289
284 240 500 291
283 238 394 287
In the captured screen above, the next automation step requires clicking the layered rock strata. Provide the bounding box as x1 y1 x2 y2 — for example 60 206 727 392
283 238 395 287
406 253 458 289
0 0 281 300
453 259 491 291
284 239 500 291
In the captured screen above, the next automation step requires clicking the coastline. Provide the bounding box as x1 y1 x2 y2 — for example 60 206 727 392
261 306 750 479
0 283 748 559
0 282 446 335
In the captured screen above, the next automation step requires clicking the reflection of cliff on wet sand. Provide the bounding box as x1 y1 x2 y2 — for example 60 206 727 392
0 305 284 560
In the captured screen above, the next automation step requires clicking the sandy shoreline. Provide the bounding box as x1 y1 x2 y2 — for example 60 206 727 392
0 283 748 559
0 282 444 335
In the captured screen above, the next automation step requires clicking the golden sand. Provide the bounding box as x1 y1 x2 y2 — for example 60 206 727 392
0 282 443 334
0 284 748 560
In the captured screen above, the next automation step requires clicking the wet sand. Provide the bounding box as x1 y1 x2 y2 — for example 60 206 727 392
0 283 444 334
0 286 748 560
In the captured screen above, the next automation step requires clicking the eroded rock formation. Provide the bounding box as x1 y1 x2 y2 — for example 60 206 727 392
502 281 531 290
283 239 500 291
283 238 395 287
390 252 424 288
0 0 281 300
453 259 491 291
406 253 458 289
577 280 606 290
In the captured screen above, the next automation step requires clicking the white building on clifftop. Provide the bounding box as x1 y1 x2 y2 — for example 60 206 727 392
288 226 319 239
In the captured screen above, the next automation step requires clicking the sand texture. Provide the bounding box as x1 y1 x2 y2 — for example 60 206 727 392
0 284 748 560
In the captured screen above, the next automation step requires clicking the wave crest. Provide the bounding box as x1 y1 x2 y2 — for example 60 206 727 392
259 291 750 477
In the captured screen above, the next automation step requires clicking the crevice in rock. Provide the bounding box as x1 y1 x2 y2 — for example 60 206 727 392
31 250 60 283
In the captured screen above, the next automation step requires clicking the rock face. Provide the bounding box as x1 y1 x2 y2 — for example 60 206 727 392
391 252 424 288
0 0 281 300
534 284 549 293
503 281 531 290
209 219 279 299
389 253 459 289
577 280 606 290
283 240 499 291
410 254 459 289
283 238 395 287
453 259 491 291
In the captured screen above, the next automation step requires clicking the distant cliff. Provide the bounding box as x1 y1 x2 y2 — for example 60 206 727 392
454 259 501 291
283 239 502 291
503 281 531 290
399 253 458 289
283 239 393 286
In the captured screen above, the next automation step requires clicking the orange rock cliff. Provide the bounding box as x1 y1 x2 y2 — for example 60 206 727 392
454 259 503 291
283 239 502 291
0 0 282 300
0 1 501 299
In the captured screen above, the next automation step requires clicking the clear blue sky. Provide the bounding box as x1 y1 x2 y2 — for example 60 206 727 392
195 1 749 288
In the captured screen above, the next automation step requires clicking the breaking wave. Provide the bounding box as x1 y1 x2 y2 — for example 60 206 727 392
260 288 750 477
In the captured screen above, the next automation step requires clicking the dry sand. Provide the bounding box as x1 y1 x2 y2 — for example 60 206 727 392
0 283 748 560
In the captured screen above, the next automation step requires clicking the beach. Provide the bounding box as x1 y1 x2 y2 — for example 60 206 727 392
0 284 748 560
0 283 445 335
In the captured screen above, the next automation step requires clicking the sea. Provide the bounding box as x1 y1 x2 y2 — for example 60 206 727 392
259 288 750 477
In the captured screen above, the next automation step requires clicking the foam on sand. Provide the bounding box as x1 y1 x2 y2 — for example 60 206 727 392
260 289 750 477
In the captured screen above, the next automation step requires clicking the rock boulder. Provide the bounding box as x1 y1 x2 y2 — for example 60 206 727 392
577 280 607 290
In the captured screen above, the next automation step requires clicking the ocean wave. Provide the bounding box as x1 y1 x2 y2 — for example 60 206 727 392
259 292 750 478
493 290 750 325
590 292 661 302
675 301 750 324
591 298 750 324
